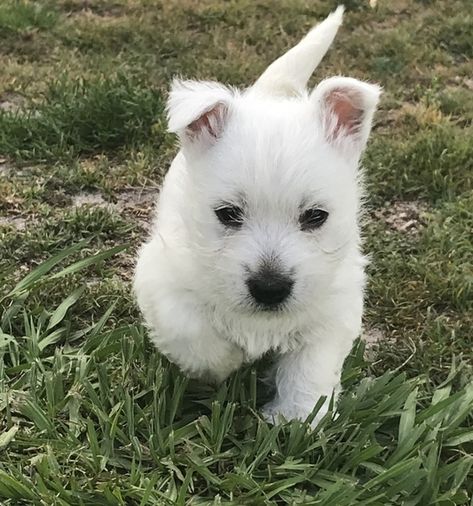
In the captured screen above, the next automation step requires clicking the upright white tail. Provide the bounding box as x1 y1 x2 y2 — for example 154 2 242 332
252 6 344 97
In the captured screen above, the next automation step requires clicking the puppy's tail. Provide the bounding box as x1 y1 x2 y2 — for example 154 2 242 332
252 6 344 97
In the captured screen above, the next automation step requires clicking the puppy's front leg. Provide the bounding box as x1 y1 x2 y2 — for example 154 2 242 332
263 333 355 425
148 297 244 383
158 327 244 385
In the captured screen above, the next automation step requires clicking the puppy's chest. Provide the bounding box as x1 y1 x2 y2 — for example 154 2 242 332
210 312 306 360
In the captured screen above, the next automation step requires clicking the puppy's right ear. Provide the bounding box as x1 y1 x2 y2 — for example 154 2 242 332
167 79 233 147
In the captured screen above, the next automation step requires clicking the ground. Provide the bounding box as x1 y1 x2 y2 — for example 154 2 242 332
0 0 472 504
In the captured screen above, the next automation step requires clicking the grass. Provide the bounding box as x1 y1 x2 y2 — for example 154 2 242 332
0 74 166 161
0 0 472 503
1 250 473 504
366 124 473 203
0 1 58 34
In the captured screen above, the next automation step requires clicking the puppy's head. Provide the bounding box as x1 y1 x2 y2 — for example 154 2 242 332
166 8 380 317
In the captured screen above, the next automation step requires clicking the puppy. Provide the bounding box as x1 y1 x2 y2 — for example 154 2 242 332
134 6 380 424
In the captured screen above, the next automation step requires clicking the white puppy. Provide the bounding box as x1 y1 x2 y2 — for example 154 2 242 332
134 6 380 424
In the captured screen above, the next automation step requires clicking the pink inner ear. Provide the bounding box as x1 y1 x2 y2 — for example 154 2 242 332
187 102 227 140
326 88 364 139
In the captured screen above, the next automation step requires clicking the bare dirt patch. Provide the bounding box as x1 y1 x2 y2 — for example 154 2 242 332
0 215 27 230
0 92 26 113
114 188 156 219
72 188 157 229
373 201 428 235
464 78 473 91
60 0 126 18
0 158 10 176
72 192 106 207
362 327 394 361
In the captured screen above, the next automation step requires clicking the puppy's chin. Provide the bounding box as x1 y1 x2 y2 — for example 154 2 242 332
250 302 290 315
238 297 301 319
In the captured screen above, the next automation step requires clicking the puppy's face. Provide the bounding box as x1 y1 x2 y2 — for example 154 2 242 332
168 79 379 316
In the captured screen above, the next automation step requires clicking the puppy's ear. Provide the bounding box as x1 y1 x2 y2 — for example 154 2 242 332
311 77 381 159
167 79 233 147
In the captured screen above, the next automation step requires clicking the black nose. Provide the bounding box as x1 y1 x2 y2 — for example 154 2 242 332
247 269 293 308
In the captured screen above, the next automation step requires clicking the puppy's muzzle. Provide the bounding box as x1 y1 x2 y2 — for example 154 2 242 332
246 267 294 309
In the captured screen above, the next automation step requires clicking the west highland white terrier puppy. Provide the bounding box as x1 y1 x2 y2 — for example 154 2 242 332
134 6 380 424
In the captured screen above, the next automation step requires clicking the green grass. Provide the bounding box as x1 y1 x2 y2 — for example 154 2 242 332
366 124 473 203
0 0 472 503
0 74 166 161
0 1 58 34
1 249 472 504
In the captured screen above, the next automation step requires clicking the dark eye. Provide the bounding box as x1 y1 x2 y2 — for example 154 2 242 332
299 208 328 231
215 205 244 228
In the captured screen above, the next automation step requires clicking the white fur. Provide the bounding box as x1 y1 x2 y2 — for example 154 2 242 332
134 7 380 425
253 6 344 96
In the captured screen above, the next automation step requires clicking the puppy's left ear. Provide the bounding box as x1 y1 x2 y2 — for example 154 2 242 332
311 77 381 160
167 79 234 148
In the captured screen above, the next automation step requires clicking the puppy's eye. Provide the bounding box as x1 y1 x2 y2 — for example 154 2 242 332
299 208 328 231
215 205 244 228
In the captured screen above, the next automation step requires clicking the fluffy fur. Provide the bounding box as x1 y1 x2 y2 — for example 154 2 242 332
134 6 380 425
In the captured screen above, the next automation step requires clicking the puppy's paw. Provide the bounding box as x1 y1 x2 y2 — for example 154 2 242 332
261 401 287 425
261 400 329 428
261 400 305 425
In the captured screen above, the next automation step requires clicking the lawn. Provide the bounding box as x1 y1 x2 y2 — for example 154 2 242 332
0 0 472 504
